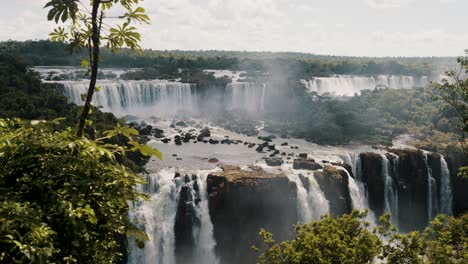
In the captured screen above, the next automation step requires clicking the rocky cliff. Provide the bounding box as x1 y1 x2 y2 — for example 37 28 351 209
206 165 297 264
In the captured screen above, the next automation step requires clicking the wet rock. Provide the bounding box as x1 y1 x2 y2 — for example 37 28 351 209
162 138 170 143
267 145 276 151
299 174 310 191
264 157 283 167
151 128 165 138
256 145 264 152
208 158 220 163
140 125 153 136
200 127 211 137
281 142 288 146
175 121 188 127
293 159 323 170
315 165 352 216
209 139 220 144
248 143 256 148
298 153 308 159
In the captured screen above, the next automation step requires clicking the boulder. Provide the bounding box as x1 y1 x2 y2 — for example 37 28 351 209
314 165 352 216
293 159 323 170
200 127 211 137
264 157 283 167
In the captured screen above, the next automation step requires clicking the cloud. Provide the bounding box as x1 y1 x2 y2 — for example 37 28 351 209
364 0 415 8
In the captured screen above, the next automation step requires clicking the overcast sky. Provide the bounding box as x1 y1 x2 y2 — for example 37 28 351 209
1 0 467 57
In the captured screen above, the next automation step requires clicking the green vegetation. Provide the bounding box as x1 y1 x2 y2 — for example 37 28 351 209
44 0 150 137
0 40 444 78
0 119 151 263
254 211 468 264
264 83 458 147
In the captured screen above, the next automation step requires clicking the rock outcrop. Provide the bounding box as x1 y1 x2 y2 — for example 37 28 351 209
207 165 297 264
314 165 352 216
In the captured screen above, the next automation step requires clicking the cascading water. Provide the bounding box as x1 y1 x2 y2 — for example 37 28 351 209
422 151 438 223
128 169 218 264
60 80 196 117
301 75 429 96
440 156 453 215
381 154 399 226
225 82 266 113
284 168 329 223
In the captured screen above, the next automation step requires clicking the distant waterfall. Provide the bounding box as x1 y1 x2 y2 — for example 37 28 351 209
128 169 218 264
285 170 329 223
225 82 266 113
381 154 399 226
301 75 429 96
440 156 453 215
60 80 196 117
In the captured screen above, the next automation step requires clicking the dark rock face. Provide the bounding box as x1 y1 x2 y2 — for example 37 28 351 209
200 127 211 138
314 165 352 216
387 149 430 232
207 165 297 264
293 159 323 170
444 148 468 217
264 157 283 167
174 175 201 263
359 153 385 217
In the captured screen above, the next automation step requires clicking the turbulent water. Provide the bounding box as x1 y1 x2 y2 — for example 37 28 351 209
128 169 218 264
225 82 266 113
282 167 329 223
382 154 399 226
440 156 453 215
301 75 429 96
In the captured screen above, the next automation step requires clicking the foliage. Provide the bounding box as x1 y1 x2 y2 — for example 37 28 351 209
254 211 380 264
254 211 468 264
44 0 150 137
433 51 468 178
0 118 162 263
0 40 441 77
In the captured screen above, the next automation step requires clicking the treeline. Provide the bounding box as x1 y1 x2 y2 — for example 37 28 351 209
0 40 442 77
263 81 458 149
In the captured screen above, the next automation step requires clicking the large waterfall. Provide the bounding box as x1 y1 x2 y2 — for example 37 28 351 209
301 75 429 96
60 80 196 117
128 169 218 264
285 169 329 223
225 82 267 113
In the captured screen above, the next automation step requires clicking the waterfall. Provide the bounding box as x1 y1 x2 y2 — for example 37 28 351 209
381 154 399 226
225 82 266 113
338 162 377 225
128 169 218 264
301 75 429 96
285 170 329 223
422 151 437 223
60 80 196 117
440 156 453 215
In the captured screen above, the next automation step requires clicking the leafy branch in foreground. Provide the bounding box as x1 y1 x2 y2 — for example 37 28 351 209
253 211 468 264
0 119 160 263
44 0 150 137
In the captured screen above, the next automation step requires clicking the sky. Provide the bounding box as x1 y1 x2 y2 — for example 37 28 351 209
0 0 467 57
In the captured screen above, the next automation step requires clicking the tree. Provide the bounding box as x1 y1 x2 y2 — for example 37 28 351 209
0 119 161 263
433 51 468 177
44 0 150 137
253 211 468 264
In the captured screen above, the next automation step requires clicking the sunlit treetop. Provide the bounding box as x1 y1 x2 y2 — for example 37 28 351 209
45 0 150 56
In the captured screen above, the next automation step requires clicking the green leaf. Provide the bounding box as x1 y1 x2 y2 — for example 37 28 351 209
95 86 102 92
81 59 90 68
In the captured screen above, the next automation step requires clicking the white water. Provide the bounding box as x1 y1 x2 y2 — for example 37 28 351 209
422 152 438 223
225 82 266 113
440 156 453 215
282 166 330 223
301 75 429 96
128 169 218 264
381 154 399 226
60 80 196 117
